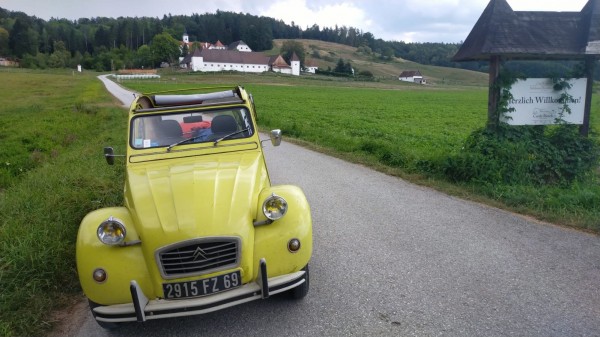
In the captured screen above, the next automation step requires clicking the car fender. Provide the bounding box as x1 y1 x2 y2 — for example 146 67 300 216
253 185 312 278
76 207 154 305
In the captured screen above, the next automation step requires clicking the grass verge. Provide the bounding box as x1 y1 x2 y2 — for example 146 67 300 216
0 70 126 337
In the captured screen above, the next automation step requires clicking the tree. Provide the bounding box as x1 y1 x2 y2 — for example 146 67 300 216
334 58 353 75
0 27 9 56
334 58 345 73
181 43 189 58
135 45 153 68
280 40 305 66
358 70 374 78
150 32 181 66
47 40 71 68
9 17 38 57
380 46 394 61
94 26 111 50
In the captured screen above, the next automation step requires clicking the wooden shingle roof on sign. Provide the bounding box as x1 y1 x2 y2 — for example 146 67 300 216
453 0 600 61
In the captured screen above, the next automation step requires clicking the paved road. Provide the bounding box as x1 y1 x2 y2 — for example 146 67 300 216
98 75 137 107
68 79 600 336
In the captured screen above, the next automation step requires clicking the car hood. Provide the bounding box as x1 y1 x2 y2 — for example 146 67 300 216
124 150 269 247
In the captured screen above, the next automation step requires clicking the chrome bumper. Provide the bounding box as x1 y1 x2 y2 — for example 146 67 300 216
93 260 306 323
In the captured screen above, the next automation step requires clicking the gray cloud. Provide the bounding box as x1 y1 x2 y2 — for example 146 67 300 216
0 0 588 43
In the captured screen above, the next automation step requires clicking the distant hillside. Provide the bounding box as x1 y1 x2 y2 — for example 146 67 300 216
1 7 584 80
271 39 488 87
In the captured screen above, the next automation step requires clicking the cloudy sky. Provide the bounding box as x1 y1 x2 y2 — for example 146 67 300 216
0 0 589 43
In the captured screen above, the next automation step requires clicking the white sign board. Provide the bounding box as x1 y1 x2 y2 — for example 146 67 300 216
503 78 586 125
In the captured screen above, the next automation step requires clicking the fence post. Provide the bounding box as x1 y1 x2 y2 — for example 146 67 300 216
487 55 501 132
580 56 595 137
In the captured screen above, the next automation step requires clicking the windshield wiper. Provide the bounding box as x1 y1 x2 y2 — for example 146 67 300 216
167 136 203 152
213 128 249 146
167 128 250 151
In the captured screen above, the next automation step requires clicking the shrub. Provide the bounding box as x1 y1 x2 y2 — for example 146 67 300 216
442 125 599 186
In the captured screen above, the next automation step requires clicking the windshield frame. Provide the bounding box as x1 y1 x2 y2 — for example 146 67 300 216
128 106 256 151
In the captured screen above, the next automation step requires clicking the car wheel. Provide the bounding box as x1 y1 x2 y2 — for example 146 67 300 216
289 264 309 299
88 300 120 330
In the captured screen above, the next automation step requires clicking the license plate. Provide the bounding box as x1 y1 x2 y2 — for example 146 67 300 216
162 270 241 299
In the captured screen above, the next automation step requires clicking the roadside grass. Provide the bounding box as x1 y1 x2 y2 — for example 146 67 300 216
0 70 126 337
126 75 600 231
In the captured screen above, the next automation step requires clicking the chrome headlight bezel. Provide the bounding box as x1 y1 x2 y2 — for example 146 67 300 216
262 194 288 220
97 216 127 246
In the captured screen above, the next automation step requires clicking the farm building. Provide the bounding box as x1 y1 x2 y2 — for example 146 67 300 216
229 40 252 52
180 29 302 76
270 53 301 75
181 31 249 53
0 57 18 67
181 48 269 73
399 70 426 84
304 60 318 74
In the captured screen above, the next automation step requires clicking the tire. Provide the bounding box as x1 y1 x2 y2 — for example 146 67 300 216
88 300 121 330
289 264 309 299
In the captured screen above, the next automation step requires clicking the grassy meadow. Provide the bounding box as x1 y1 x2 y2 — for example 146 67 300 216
133 80 488 167
0 69 127 337
0 68 598 336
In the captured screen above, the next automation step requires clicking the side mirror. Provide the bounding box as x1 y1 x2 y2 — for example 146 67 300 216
270 129 282 147
104 147 115 165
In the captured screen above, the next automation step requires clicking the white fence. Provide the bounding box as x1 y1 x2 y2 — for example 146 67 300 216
112 74 161 80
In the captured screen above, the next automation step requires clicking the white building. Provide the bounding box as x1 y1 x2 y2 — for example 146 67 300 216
179 32 300 76
399 70 426 84
304 60 318 74
290 52 300 76
209 40 226 50
182 48 270 73
270 55 291 74
228 41 252 52
269 53 300 76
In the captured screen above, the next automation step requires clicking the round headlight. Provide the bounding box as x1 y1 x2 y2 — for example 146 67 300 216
262 194 288 220
97 217 126 246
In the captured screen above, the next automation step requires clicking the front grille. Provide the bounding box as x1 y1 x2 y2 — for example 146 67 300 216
156 237 240 279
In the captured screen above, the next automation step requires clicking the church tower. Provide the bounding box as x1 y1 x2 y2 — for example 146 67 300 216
182 30 189 44
291 52 300 76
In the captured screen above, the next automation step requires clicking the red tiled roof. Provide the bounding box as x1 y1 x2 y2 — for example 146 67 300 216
270 55 290 68
199 49 270 65
399 70 422 77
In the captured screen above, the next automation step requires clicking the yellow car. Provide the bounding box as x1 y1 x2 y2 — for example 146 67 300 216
76 86 312 329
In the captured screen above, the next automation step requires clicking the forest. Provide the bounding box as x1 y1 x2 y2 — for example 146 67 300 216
0 7 592 78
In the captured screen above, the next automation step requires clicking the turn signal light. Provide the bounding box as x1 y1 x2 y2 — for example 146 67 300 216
93 268 107 283
288 238 301 252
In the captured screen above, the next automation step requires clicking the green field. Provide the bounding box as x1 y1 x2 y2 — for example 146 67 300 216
128 79 488 168
0 70 127 337
0 69 598 337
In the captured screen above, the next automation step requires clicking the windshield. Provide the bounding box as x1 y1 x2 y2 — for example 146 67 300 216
130 107 255 149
